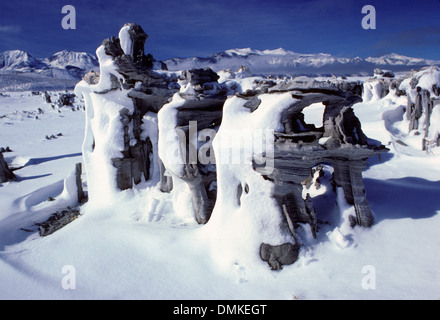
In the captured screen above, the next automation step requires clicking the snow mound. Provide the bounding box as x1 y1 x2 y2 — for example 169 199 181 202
203 93 299 271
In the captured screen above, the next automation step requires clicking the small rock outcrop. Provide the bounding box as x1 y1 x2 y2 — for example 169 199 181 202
0 152 15 183
364 66 440 152
36 208 81 237
399 67 440 150
57 92 76 106
260 243 300 271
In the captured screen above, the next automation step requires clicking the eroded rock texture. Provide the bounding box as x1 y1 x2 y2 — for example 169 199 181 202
164 68 227 223
404 79 440 150
84 23 177 190
243 87 387 268
363 66 440 151
211 85 386 270
260 243 300 271
77 23 388 271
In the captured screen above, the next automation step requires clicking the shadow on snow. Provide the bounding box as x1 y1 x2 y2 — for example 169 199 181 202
23 152 82 166
364 177 440 222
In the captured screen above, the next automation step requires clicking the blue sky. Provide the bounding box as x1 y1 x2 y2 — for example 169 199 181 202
1 0 440 60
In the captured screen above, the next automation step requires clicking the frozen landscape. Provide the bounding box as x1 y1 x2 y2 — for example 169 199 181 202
0 23 439 300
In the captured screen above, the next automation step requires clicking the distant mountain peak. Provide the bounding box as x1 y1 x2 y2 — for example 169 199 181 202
365 53 439 66
44 50 98 70
0 49 99 79
262 48 291 55
0 50 43 71
224 48 259 56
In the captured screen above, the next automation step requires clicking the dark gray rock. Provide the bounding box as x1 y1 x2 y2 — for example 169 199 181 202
241 96 261 112
0 152 15 183
433 84 440 96
75 162 86 203
410 87 423 131
159 159 173 193
382 71 395 78
375 68 395 78
260 243 299 270
182 68 219 86
102 36 124 58
180 164 211 224
58 93 75 106
125 23 150 67
36 208 80 237
43 91 51 103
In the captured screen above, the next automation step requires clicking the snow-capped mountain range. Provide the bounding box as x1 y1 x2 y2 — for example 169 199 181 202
0 50 45 71
0 50 99 91
0 50 98 78
165 48 440 76
42 50 98 71
1 48 439 82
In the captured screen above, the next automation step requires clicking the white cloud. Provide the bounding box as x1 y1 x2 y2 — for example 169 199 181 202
0 25 21 33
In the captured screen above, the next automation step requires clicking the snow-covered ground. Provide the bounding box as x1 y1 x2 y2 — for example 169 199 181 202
0 80 439 300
